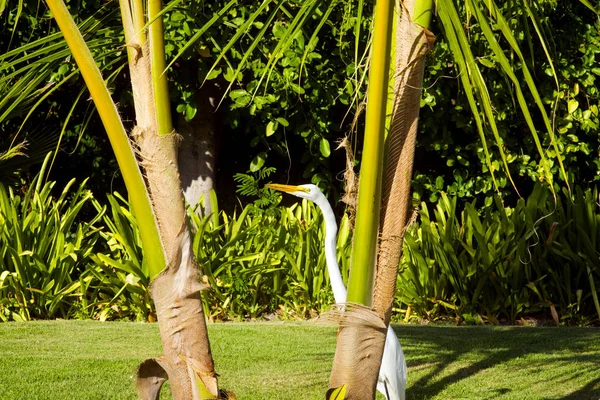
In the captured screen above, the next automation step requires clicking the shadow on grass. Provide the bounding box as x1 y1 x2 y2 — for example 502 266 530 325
392 325 600 400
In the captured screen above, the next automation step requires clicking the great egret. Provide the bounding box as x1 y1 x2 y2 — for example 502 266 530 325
266 183 407 400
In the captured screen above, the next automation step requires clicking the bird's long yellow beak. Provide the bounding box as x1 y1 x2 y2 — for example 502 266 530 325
265 183 309 193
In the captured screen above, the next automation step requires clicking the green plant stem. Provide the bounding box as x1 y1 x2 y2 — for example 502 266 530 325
148 0 173 135
413 0 434 29
586 265 600 321
346 0 395 306
131 0 146 39
44 0 166 278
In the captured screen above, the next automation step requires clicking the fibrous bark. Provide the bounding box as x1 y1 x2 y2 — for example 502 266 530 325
136 357 169 400
327 304 387 399
373 0 433 324
149 230 218 399
120 4 219 398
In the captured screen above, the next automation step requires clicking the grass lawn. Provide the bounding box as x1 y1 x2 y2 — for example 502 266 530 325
0 321 599 399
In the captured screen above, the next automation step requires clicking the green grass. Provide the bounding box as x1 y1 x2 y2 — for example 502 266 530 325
0 321 599 399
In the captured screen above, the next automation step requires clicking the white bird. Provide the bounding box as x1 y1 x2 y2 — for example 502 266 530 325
266 183 407 400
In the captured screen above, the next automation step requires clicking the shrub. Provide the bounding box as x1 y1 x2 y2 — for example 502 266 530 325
2 173 599 325
0 158 103 321
398 184 600 325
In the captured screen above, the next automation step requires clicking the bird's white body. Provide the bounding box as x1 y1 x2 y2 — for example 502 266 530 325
268 183 407 400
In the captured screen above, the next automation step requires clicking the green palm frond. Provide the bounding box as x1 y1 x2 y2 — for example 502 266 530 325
0 140 26 162
578 0 599 13
0 133 58 183
474 0 568 188
185 0 589 194
163 0 237 73
437 0 504 191
0 7 124 129
436 0 580 193
170 0 345 106
210 0 286 107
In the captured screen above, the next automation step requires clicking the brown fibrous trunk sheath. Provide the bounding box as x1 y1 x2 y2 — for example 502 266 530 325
120 4 220 398
327 304 387 399
373 0 433 325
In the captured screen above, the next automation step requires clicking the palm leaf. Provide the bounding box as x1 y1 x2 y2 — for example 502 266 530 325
437 0 502 191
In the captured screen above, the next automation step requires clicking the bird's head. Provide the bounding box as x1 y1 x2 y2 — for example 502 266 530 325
266 183 322 202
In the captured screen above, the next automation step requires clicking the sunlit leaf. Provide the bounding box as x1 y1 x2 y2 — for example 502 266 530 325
326 384 347 400
250 152 267 172
266 121 276 137
319 138 331 157
568 99 579 114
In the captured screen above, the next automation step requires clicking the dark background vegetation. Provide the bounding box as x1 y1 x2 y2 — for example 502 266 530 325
2 1 598 209
1 0 600 325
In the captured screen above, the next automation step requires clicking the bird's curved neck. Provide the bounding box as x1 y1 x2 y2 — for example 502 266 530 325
314 196 347 304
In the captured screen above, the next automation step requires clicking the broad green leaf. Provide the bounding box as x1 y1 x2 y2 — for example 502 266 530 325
229 89 251 106
319 138 331 157
289 82 305 94
250 152 267 172
266 121 277 137
273 20 287 38
185 104 197 121
276 117 289 127
205 68 221 80
568 99 579 114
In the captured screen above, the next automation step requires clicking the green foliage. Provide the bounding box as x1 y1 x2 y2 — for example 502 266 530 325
2 175 600 325
2 0 597 213
84 193 154 322
414 1 600 204
0 4 125 195
399 183 600 325
0 175 353 321
0 163 103 321
163 0 368 195
189 196 351 320
91 189 352 321
233 167 281 210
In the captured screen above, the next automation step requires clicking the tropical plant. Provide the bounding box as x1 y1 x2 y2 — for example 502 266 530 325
3 0 598 398
6 0 226 396
398 183 600 326
233 167 281 212
190 193 352 320
399 192 539 324
86 189 352 322
537 186 600 324
413 3 600 204
0 155 103 321
80 192 156 322
202 0 594 396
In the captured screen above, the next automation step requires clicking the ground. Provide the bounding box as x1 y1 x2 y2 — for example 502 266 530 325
0 320 599 399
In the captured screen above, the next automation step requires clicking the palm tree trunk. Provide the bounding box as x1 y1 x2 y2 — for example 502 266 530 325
328 1 433 397
119 3 220 397
327 0 395 397
373 0 433 324
44 0 220 395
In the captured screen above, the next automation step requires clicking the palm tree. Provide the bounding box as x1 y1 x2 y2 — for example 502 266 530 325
210 0 588 397
27 0 223 397
2 0 596 398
